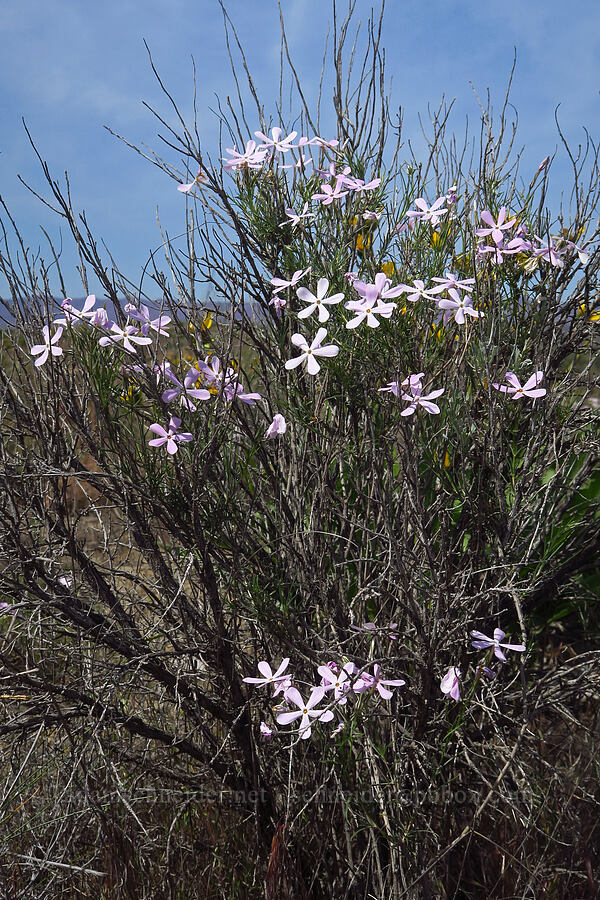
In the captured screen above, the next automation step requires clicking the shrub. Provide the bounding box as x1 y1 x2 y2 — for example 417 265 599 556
1 4 599 897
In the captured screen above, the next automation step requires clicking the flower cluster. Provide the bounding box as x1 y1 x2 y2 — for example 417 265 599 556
243 656 405 741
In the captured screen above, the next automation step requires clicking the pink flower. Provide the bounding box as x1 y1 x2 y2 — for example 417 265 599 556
280 203 314 228
476 207 517 245
471 628 526 661
270 267 310 294
317 662 357 704
243 658 290 690
378 373 424 397
395 279 436 304
296 277 344 323
254 127 298 154
276 687 334 739
441 667 461 701
98 325 153 354
437 289 484 325
492 371 546 400
353 664 405 700
285 327 339 376
31 325 64 367
401 380 444 416
223 140 268 172
406 196 448 226
148 417 193 455
312 180 349 205
345 298 396 329
265 414 287 439
429 272 475 294
53 294 97 326
353 273 405 303
532 238 564 268
260 721 273 740
178 166 208 193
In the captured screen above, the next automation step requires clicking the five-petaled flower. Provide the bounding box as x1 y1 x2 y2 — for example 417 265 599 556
275 687 334 739
345 298 396 329
406 196 448 226
437 289 484 325
476 207 517 245
492 371 546 400
271 268 310 294
401 380 444 416
353 664 405 700
317 662 357 704
148 417 193 454
285 327 339 375
243 658 290 691
296 277 344 323
99 325 153 354
31 325 64 367
471 628 526 661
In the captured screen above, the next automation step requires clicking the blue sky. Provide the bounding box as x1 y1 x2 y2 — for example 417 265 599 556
1 0 599 298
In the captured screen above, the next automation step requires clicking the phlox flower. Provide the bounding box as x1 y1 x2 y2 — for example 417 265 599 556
285 327 339 375
471 628 526 662
197 355 222 388
223 140 268 172
254 127 298 153
280 203 314 228
54 294 97 326
178 166 208 193
563 239 591 265
312 180 349 205
148 416 193 454
492 371 546 400
353 664 405 700
296 277 344 323
378 373 424 397
298 135 339 148
476 207 517 245
243 657 290 690
125 303 171 337
225 381 262 405
344 176 381 193
401 380 444 416
88 307 112 330
395 279 436 303
345 298 396 329
429 272 475 294
353 272 405 303
317 662 357 704
441 667 461 701
271 267 310 294
275 687 334 739
99 325 153 354
260 722 273 740
265 414 287 439
532 238 564 268
362 210 382 221
406 196 448 226
269 295 286 317
31 325 64 367
161 367 211 411
437 289 484 325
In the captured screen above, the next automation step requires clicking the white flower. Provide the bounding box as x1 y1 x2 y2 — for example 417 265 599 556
296 277 344 323
285 327 339 376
